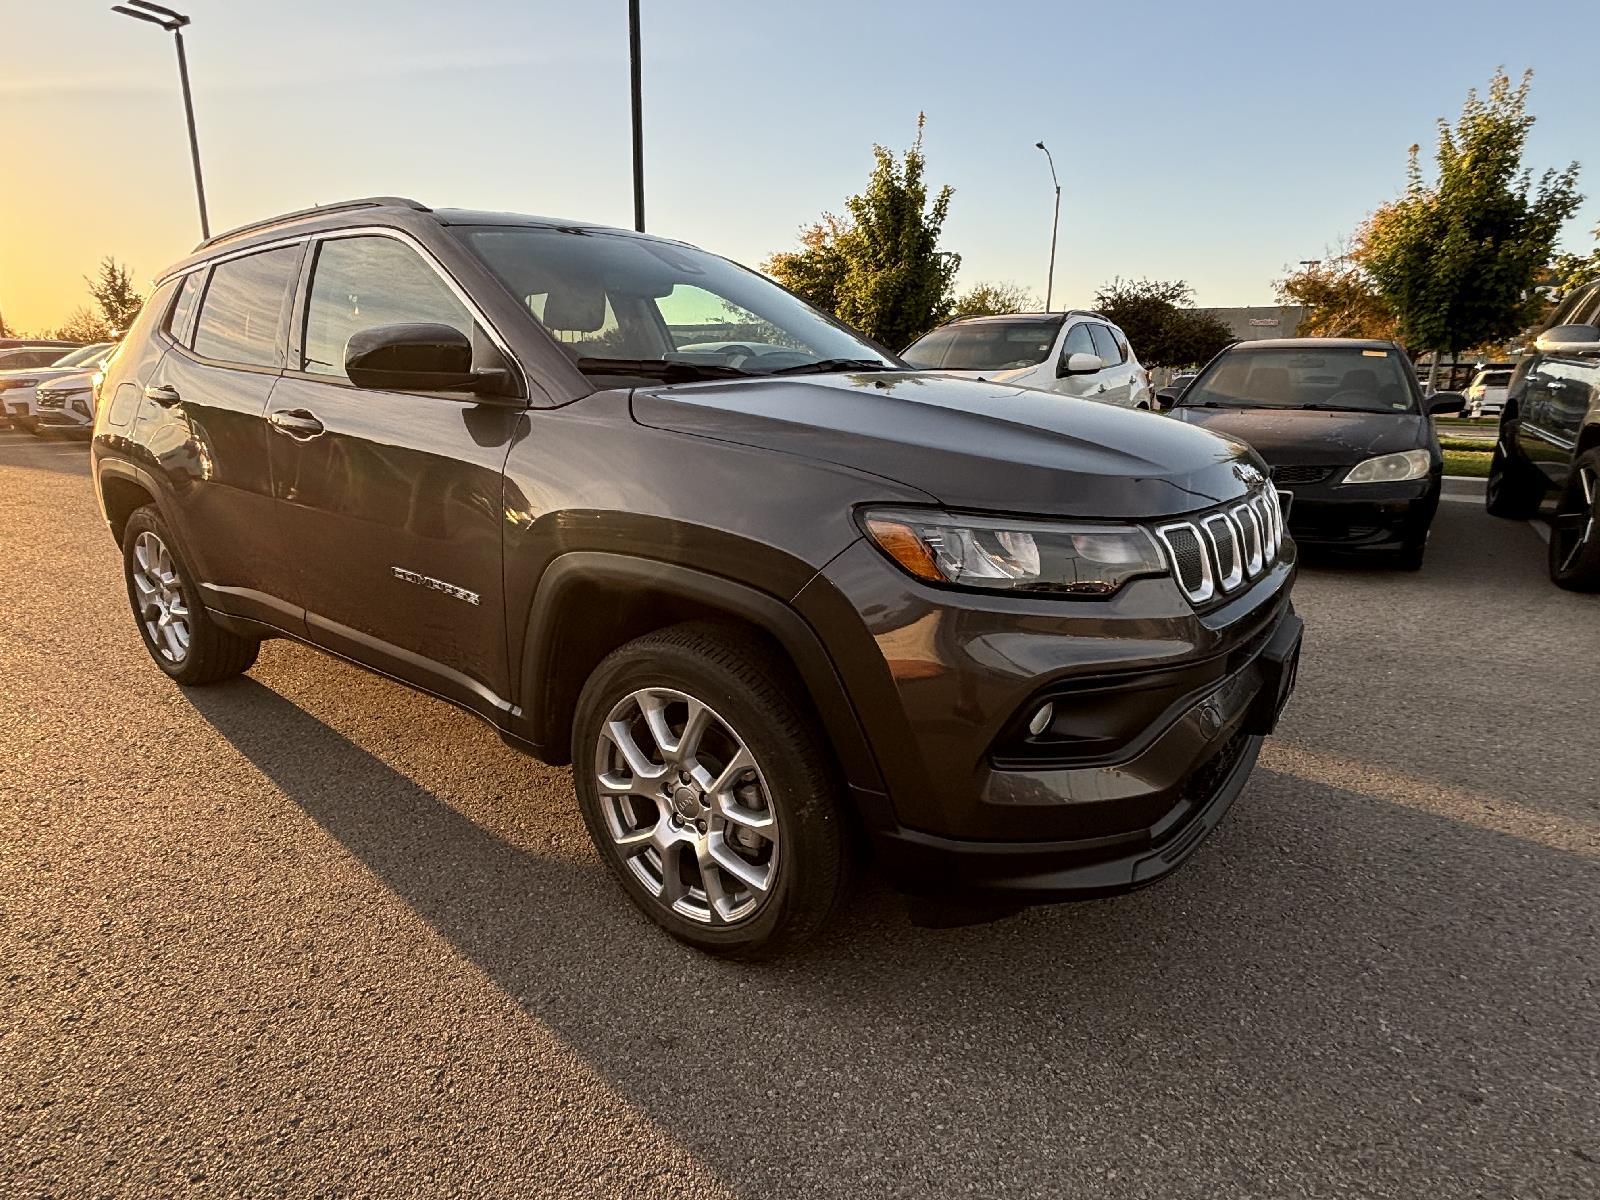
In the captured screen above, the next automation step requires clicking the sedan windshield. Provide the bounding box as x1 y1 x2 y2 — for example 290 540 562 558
1180 345 1418 413
902 317 1064 371
453 226 896 380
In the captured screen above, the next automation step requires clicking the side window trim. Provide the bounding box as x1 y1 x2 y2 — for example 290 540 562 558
163 267 209 349
285 225 526 400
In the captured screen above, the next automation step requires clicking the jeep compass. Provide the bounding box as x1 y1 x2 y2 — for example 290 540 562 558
92 197 1302 956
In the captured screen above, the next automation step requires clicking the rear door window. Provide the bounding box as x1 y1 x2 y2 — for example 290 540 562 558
191 246 300 367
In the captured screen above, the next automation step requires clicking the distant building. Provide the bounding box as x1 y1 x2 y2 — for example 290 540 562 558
1196 305 1306 342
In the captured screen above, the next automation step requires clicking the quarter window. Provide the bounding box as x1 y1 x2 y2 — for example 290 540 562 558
301 236 474 378
166 271 205 346
191 247 300 367
1089 323 1123 365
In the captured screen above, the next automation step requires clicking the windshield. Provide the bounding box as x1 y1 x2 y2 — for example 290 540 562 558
1181 345 1418 413
1476 371 1512 387
52 343 111 368
902 317 1064 371
454 226 895 380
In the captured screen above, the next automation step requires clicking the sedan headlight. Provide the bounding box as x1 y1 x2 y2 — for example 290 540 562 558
861 508 1167 597
1343 448 1432 485
0 379 39 393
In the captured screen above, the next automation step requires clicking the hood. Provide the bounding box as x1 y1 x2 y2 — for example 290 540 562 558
630 371 1266 519
38 371 95 392
926 365 1038 385
1167 405 1431 466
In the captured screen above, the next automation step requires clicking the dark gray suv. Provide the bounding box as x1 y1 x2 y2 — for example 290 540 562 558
92 197 1302 955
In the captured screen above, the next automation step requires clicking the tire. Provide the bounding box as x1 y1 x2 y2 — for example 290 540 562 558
1485 432 1543 519
572 621 846 958
1547 450 1600 592
121 505 259 685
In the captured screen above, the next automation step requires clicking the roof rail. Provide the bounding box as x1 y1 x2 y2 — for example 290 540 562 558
194 196 430 252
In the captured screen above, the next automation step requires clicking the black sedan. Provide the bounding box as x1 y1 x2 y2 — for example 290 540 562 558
1162 339 1464 569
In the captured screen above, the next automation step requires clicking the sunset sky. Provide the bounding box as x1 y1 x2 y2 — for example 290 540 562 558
3 0 1596 334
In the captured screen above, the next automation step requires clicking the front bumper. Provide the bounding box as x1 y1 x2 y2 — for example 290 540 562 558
798 537 1300 901
1278 475 1439 551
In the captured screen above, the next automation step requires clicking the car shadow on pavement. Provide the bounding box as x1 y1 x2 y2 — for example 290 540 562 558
186 676 1600 1198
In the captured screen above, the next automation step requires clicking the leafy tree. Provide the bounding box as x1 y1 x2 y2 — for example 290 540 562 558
1092 277 1234 368
51 306 115 342
1358 69 1583 376
763 213 852 315
765 114 960 349
1549 221 1600 301
1275 251 1397 340
951 281 1040 319
87 257 144 333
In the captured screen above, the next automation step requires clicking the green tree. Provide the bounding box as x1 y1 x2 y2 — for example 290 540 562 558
1549 221 1600 300
87 256 144 333
1359 69 1582 376
1093 277 1234 368
1275 251 1397 340
765 114 960 349
951 280 1040 319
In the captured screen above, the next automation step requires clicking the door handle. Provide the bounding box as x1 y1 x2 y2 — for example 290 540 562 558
268 409 325 439
143 385 180 406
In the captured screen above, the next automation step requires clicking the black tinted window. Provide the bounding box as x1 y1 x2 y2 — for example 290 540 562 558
192 247 299 367
301 236 474 378
166 271 205 346
1089 323 1122 365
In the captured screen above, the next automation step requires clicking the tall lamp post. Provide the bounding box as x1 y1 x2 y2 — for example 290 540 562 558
1035 141 1060 312
111 1 209 240
628 0 645 232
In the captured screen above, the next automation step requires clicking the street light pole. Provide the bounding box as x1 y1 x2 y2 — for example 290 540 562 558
111 1 209 240
1035 142 1060 312
628 0 645 233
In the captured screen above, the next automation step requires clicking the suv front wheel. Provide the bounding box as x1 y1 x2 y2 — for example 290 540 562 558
572 623 846 957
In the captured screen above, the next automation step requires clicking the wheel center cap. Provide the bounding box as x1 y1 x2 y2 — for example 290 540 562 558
672 785 703 821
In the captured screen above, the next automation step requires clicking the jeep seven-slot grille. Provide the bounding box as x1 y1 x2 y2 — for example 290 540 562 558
1156 487 1284 606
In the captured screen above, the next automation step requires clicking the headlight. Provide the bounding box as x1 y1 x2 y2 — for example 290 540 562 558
0 379 38 393
860 507 1167 597
1343 448 1431 485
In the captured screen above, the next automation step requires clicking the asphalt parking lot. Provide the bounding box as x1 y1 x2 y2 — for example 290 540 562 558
2 428 1597 1199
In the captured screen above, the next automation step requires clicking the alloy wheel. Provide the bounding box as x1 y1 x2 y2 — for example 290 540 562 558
594 688 779 926
1553 464 1597 575
130 531 191 664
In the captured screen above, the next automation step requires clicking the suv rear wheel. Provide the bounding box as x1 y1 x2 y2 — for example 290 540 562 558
122 506 260 685
1485 431 1543 519
572 623 846 958
1548 450 1600 591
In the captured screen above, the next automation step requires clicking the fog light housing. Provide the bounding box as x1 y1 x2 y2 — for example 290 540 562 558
1027 703 1054 737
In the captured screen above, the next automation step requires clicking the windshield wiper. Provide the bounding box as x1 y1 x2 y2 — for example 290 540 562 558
1298 403 1389 413
757 358 897 377
574 357 751 382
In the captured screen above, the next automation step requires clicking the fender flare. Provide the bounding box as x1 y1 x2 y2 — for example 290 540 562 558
94 454 170 541
514 551 883 793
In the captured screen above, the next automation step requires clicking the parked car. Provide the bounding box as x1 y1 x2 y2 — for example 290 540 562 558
1485 278 1600 590
0 342 115 431
1166 338 1464 569
901 311 1155 408
29 369 98 436
0 337 82 351
93 197 1301 956
1464 367 1514 418
0 346 79 370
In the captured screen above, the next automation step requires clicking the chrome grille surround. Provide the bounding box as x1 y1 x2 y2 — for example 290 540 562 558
1156 486 1284 607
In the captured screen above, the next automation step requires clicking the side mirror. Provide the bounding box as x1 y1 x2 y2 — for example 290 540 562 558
1429 391 1466 415
1534 324 1600 354
1155 386 1184 411
1058 352 1105 377
344 323 513 396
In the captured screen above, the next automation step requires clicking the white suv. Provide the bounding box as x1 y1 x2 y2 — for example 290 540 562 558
902 311 1154 408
